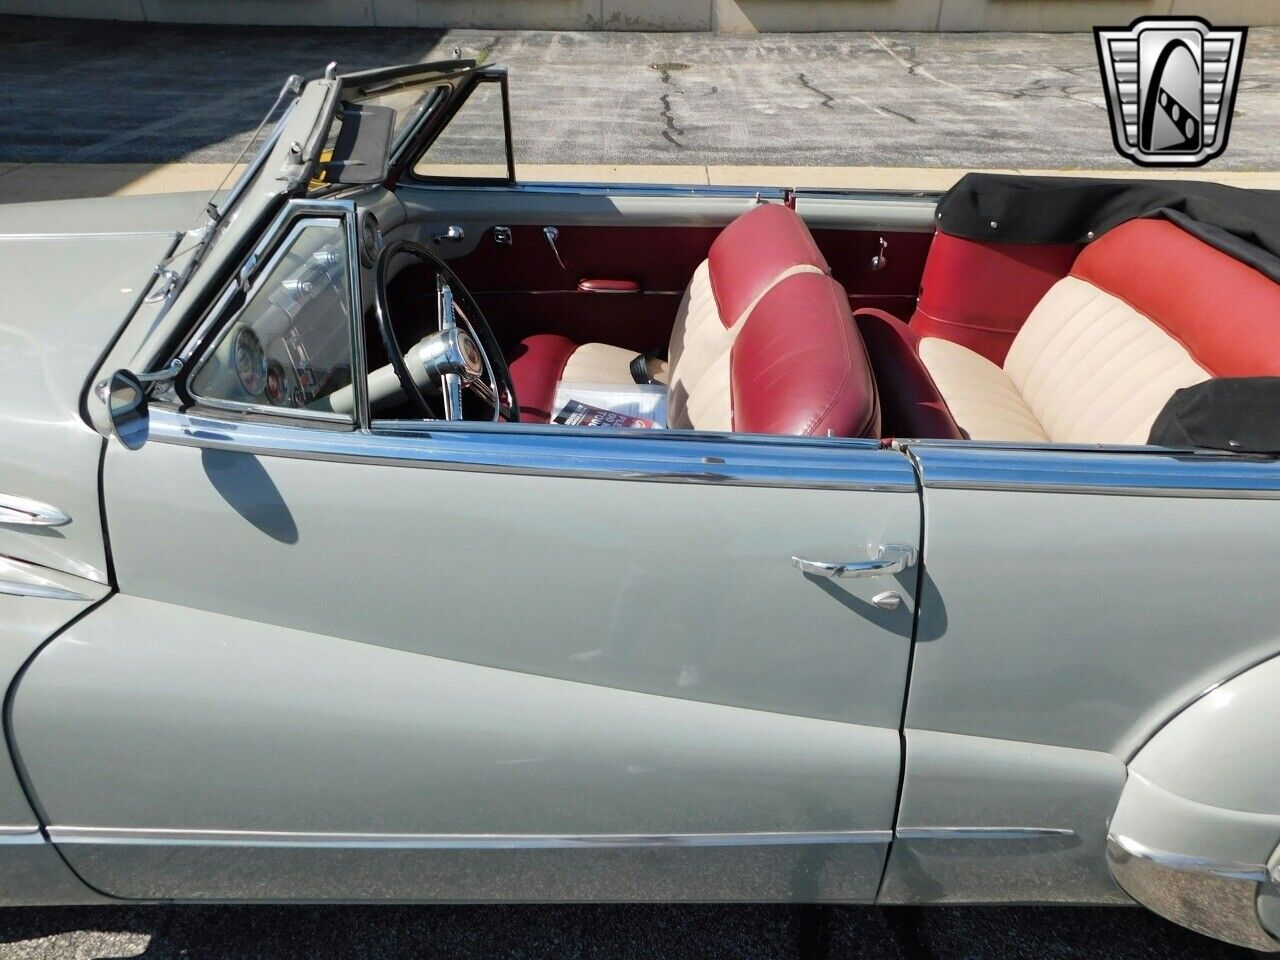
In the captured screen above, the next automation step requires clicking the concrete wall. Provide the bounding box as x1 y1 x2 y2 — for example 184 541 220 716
7 0 1280 31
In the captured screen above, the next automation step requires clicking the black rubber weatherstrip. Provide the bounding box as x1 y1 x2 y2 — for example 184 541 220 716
874 447 928 903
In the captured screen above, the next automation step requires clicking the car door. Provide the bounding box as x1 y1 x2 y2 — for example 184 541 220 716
10 198 922 903
878 440 1280 906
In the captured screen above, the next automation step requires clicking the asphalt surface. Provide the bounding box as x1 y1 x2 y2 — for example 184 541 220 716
0 903 1252 960
2 15 1278 170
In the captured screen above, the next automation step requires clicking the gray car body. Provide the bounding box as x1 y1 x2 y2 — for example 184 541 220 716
0 67 1277 951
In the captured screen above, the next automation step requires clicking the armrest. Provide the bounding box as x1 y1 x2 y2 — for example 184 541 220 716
577 279 640 294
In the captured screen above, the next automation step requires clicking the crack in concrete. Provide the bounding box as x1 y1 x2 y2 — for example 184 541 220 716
877 105 919 124
797 72 835 109
654 66 686 148
867 32 969 94
979 73 1107 113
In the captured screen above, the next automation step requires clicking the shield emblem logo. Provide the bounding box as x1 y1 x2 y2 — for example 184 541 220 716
1095 17 1247 167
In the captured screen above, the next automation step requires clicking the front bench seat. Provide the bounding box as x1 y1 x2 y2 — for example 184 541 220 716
508 202 832 427
905 218 1280 445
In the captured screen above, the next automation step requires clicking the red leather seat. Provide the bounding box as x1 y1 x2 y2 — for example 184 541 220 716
867 218 1280 443
508 203 880 438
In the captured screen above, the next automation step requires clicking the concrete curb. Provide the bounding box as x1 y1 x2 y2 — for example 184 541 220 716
2 162 1278 204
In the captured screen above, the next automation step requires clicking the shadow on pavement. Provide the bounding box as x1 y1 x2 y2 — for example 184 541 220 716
0 904 1250 959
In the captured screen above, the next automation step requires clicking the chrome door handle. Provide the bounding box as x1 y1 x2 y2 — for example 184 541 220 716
543 226 566 269
792 544 917 579
432 225 465 245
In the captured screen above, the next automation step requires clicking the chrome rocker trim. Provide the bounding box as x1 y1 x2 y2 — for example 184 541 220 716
1107 833 1280 951
48 827 893 850
896 826 1075 841
47 825 1077 850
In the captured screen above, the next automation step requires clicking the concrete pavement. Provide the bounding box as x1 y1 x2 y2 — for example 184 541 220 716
3 16 1279 173
3 161 1279 204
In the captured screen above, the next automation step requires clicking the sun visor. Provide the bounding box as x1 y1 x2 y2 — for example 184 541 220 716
319 104 395 185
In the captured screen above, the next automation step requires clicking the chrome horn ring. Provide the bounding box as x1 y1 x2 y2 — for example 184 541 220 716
373 239 517 423
430 274 503 422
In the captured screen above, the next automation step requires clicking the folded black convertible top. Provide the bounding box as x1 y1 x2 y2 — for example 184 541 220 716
935 173 1280 283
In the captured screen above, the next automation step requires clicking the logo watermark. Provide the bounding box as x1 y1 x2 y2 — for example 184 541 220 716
1095 17 1246 167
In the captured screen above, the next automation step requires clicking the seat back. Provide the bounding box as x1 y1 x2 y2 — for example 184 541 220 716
1003 218 1280 445
731 272 880 438
911 231 1079 365
667 203 830 430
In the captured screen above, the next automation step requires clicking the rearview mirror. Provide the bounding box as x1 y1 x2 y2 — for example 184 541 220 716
100 370 150 450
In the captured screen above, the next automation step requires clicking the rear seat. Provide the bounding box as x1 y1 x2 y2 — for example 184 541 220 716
509 203 880 438
859 218 1280 444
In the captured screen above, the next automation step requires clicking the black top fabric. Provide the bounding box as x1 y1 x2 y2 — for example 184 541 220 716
1148 378 1280 454
935 173 1280 283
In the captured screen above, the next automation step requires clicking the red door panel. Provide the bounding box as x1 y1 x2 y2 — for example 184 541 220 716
448 223 931 352
812 229 933 322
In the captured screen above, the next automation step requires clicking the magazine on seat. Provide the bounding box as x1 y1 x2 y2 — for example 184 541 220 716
551 382 667 429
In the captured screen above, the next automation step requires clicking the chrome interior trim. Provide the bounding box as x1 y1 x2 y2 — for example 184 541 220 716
399 180 939 203
402 181 792 199
146 407 918 493
48 826 893 850
0 557 88 602
0 494 70 527
396 182 939 230
910 443 1280 499
895 827 1076 841
1107 833 1280 951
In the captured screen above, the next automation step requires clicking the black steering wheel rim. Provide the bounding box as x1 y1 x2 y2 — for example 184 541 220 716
373 239 518 423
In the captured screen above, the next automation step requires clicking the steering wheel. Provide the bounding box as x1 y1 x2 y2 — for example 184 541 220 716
373 239 518 422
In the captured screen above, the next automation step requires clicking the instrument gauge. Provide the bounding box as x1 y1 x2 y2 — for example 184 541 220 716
264 360 293 407
232 327 268 396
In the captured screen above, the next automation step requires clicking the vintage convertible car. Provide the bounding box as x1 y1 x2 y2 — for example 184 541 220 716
3 61 1280 950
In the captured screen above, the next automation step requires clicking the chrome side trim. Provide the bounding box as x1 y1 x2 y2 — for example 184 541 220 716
0 231 181 242
0 580 87 602
910 443 1280 499
0 557 88 601
0 827 44 845
146 407 918 493
1108 833 1268 883
48 826 892 850
1107 833 1280 951
0 494 70 527
44 825 1081 849
895 826 1076 841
